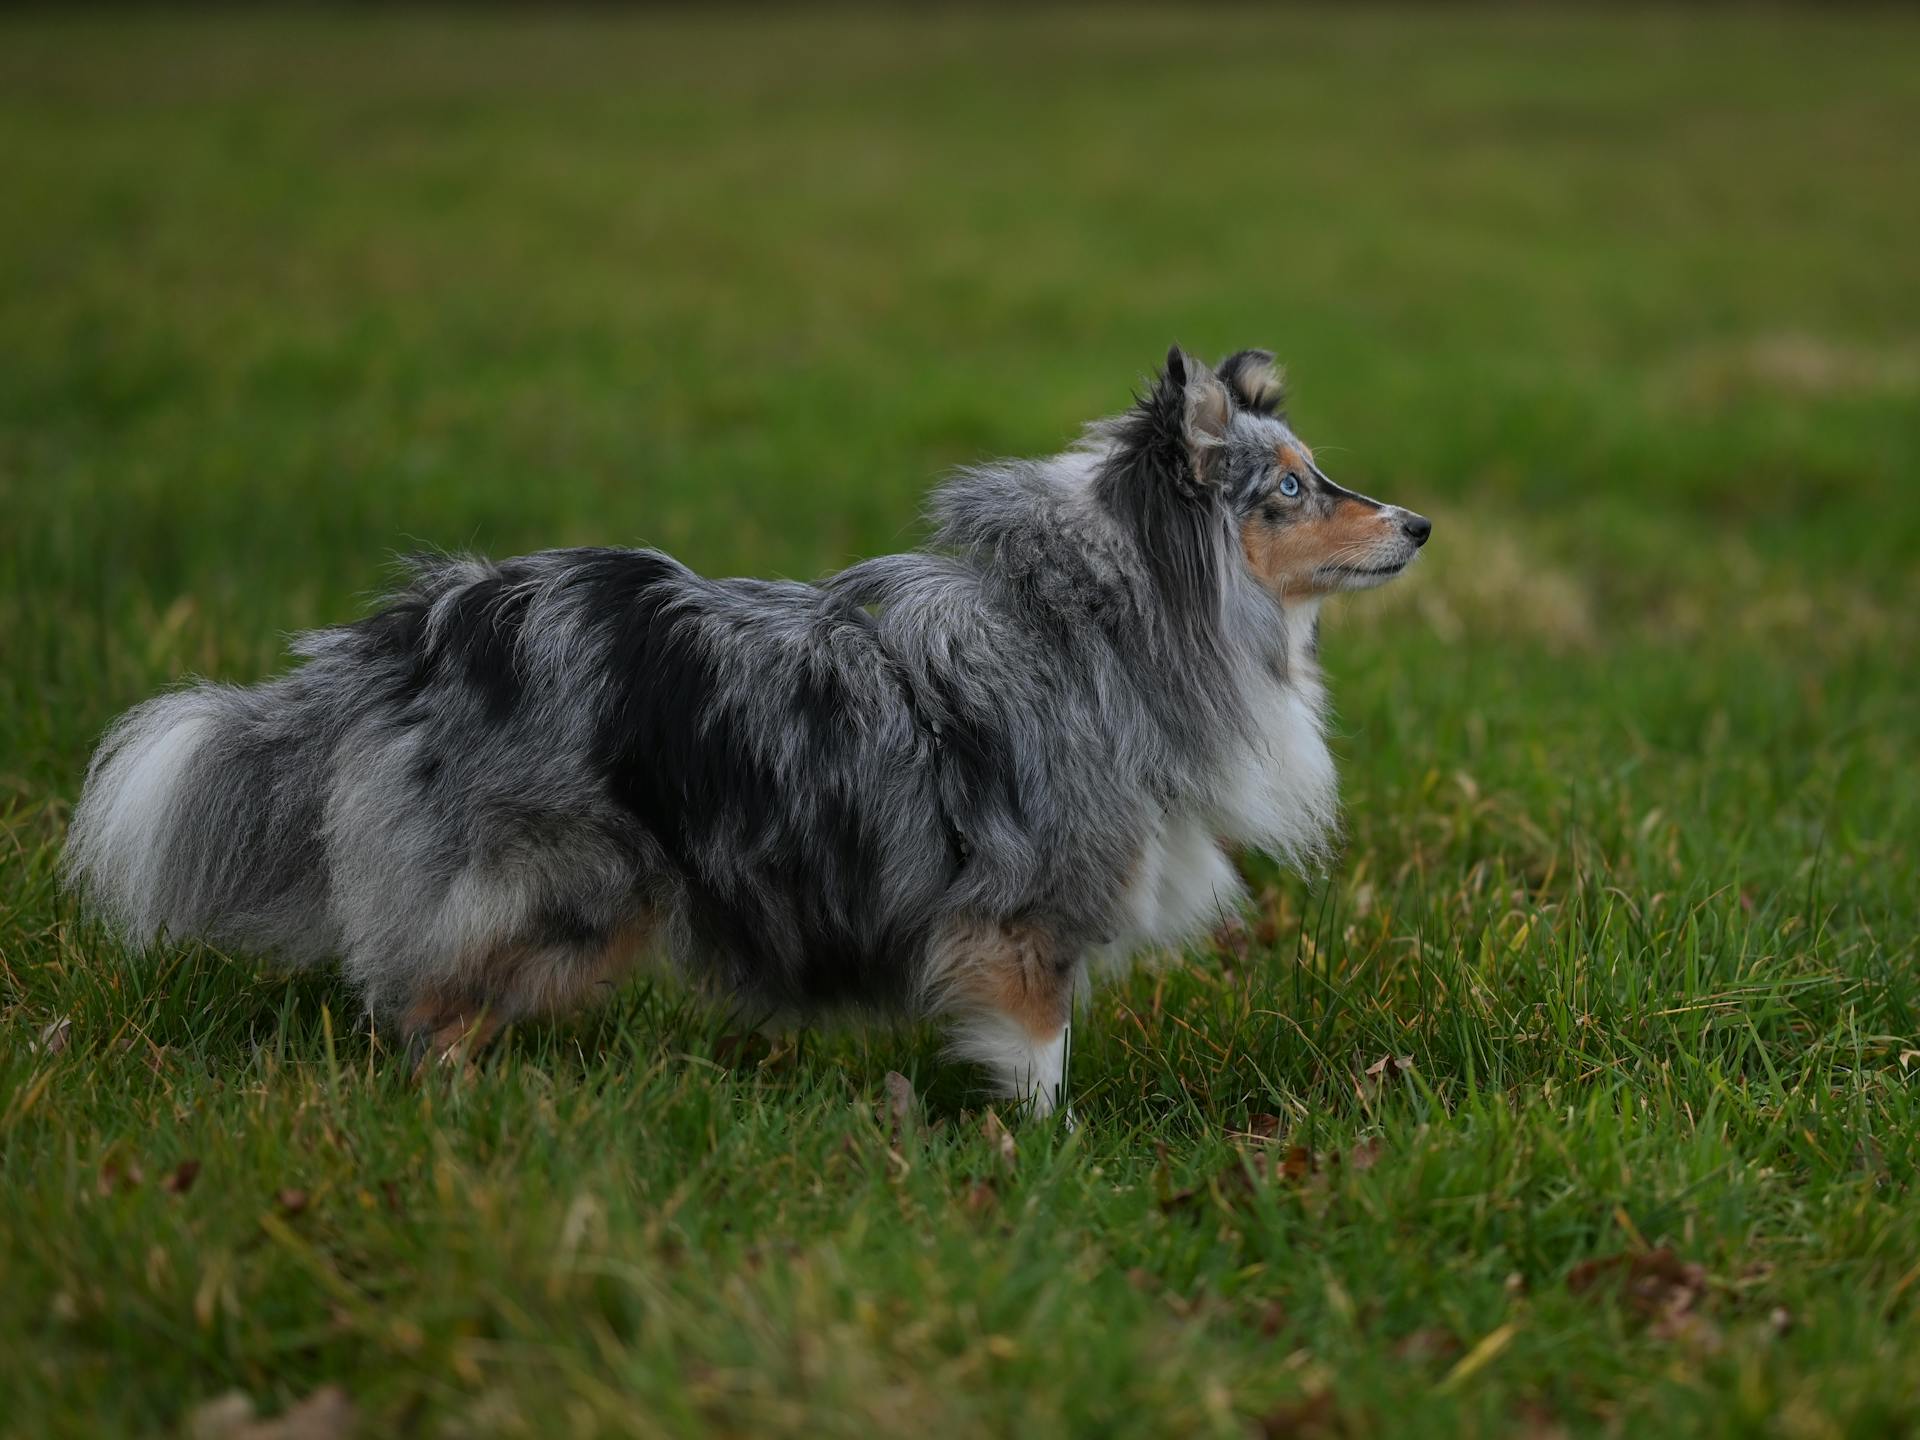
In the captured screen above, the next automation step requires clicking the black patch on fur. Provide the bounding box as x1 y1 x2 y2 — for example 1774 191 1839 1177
1216 348 1285 417
435 568 537 722
575 550 931 1010
351 589 434 708
1095 352 1237 735
351 557 541 723
529 902 605 950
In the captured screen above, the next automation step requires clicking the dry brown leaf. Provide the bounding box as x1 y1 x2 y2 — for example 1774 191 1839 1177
981 1108 1017 1172
188 1394 257 1440
1257 1389 1340 1438
1650 1307 1723 1354
1511 1400 1571 1440
1392 1328 1463 1364
163 1160 202 1196
187 1385 357 1440
1278 1146 1317 1182
97 1160 144 1196
882 1071 917 1140
962 1180 999 1216
1567 1247 1709 1331
37 1017 72 1056
1233 1113 1283 1141
1256 1299 1289 1337
1347 1138 1385 1173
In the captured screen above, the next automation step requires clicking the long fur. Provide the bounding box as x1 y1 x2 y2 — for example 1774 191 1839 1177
65 347 1429 1107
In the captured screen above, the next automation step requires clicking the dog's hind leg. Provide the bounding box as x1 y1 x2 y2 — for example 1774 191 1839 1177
927 919 1078 1118
398 910 661 1069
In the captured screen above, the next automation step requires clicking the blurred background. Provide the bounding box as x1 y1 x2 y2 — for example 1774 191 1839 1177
6 6 1916 898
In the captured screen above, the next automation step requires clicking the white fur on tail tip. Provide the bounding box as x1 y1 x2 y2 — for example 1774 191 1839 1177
64 694 216 941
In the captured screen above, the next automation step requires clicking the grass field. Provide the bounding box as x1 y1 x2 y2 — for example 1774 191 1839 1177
4 9 1919 1437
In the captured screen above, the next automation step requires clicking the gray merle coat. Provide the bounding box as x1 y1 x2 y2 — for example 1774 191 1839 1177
66 347 1430 1113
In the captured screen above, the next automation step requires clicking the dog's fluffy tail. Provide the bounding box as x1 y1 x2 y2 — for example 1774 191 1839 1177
64 680 335 963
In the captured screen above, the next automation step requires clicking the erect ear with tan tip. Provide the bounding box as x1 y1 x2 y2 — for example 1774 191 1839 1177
1216 348 1286 416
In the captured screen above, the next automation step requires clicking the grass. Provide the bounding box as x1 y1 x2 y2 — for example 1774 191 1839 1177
3 7 1918 1436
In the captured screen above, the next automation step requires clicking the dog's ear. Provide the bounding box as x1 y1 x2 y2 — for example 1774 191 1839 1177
1141 345 1231 491
1216 348 1285 416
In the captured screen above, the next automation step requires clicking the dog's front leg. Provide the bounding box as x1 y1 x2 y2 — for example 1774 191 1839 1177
929 920 1077 1119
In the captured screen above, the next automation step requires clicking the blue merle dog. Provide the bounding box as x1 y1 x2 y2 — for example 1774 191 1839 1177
66 348 1430 1114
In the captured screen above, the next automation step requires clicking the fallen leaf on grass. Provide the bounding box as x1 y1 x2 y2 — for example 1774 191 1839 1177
1346 1138 1386 1172
1511 1400 1571 1440
1566 1247 1707 1319
1278 1146 1316 1182
1391 1328 1463 1365
981 1109 1017 1172
1651 1307 1724 1354
188 1394 256 1440
1257 1389 1341 1438
1228 1112 1283 1142
187 1386 356 1440
36 1017 72 1056
97 1160 144 1196
163 1160 202 1195
1352 1054 1417 1104
882 1071 917 1141
962 1180 999 1216
1568 1247 1718 1348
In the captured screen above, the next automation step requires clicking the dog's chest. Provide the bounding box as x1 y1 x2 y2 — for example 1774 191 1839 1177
1115 654 1337 950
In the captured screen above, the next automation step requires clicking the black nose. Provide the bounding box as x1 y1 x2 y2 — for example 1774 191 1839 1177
1401 512 1432 547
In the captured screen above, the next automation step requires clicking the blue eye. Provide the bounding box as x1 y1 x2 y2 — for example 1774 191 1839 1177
1279 474 1301 497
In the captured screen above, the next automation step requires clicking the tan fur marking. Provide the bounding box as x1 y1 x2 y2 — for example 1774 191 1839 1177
933 919 1071 1040
402 988 504 1068
401 910 660 1064
1241 497 1392 598
500 911 660 1019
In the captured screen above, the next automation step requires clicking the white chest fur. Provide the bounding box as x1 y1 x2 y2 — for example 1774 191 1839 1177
1112 603 1337 954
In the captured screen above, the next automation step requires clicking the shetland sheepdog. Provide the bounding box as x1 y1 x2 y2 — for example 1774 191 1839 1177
67 347 1429 1114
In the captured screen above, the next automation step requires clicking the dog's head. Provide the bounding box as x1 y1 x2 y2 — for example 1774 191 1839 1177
1132 346 1431 600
